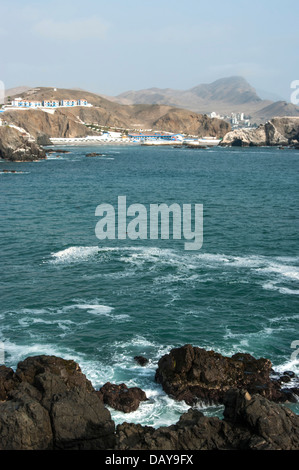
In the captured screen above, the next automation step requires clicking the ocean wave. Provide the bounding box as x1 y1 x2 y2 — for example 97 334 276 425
1 299 129 348
262 282 299 295
109 386 190 428
48 245 299 295
256 263 299 281
50 246 100 264
75 303 114 315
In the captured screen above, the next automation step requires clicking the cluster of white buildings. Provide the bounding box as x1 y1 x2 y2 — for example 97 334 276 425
9 98 91 109
209 111 251 128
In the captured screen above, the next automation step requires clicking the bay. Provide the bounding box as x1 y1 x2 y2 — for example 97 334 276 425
0 144 298 425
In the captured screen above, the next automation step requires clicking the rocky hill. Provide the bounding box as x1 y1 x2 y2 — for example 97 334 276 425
252 101 299 122
3 87 231 139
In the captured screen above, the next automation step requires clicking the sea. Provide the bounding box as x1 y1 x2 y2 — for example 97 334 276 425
0 144 298 425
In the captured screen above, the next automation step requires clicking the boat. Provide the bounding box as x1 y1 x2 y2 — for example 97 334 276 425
183 137 221 148
141 140 182 146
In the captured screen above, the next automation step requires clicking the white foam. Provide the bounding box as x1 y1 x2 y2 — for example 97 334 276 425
50 246 99 264
75 303 114 315
256 263 299 281
2 340 77 369
262 282 299 295
110 388 190 428
272 358 299 377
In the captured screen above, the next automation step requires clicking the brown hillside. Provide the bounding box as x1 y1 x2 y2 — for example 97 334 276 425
5 87 231 138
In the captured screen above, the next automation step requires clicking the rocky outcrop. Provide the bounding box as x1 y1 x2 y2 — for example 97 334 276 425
270 116 299 142
0 356 115 450
155 344 291 405
221 117 299 147
3 109 95 139
0 126 46 161
86 152 104 157
0 365 18 400
116 390 299 450
134 355 149 366
97 382 148 413
0 352 298 450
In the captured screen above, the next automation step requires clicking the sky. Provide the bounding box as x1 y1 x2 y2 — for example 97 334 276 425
0 0 298 100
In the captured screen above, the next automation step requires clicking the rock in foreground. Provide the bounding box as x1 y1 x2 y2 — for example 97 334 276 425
0 353 298 450
97 382 148 413
116 389 299 450
0 356 115 450
155 344 290 405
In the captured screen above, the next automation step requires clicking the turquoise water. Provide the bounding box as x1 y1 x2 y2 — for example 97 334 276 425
0 144 298 425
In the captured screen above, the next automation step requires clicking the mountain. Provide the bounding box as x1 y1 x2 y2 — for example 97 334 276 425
112 77 271 115
189 76 262 105
252 101 299 121
111 77 299 121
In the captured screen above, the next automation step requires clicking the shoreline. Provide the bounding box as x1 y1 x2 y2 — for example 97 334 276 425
0 347 298 450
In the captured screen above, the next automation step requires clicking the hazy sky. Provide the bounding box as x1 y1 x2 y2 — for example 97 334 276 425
1 0 298 100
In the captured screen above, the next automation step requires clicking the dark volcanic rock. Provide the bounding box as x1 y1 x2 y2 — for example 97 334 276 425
0 365 19 401
0 355 115 450
223 389 299 450
46 148 70 153
0 353 298 450
50 387 114 450
0 385 53 450
155 344 288 405
0 126 46 161
86 152 104 157
116 389 299 450
97 382 148 413
134 355 149 366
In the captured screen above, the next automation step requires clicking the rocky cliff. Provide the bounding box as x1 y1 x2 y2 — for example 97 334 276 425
0 126 46 161
0 348 298 450
3 109 95 139
116 391 299 450
3 106 230 140
221 117 299 147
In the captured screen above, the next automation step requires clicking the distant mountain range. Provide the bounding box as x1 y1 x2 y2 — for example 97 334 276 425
102 76 299 122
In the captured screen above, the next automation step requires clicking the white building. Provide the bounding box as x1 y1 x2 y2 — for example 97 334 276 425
11 98 42 108
6 97 91 111
43 100 60 108
60 99 78 107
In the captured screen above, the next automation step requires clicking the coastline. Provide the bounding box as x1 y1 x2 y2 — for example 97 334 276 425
0 347 298 450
